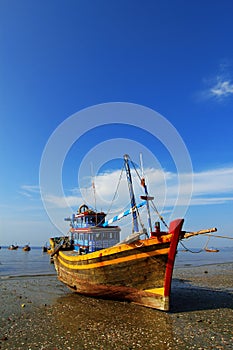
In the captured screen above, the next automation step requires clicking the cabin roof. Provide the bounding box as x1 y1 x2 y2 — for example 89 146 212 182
74 210 106 218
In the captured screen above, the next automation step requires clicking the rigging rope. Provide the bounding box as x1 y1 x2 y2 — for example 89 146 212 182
126 156 146 232
180 233 233 253
129 158 142 183
179 240 204 254
151 200 169 229
105 164 125 217
203 233 233 240
128 155 169 229
93 164 125 227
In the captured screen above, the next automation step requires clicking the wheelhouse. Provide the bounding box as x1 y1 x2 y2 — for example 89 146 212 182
65 205 121 254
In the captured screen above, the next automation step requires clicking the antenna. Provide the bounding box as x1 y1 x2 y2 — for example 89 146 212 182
139 153 153 234
140 152 144 178
90 162 97 212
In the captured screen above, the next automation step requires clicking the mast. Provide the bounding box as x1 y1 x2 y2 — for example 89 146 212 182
124 154 139 233
90 162 97 212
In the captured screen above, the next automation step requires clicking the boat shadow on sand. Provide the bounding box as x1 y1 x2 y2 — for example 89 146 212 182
53 279 233 314
170 278 233 313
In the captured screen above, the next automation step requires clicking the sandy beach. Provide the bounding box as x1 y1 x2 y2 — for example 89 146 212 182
0 263 232 350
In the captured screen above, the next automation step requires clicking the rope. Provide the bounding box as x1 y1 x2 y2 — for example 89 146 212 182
106 164 125 216
135 205 146 233
179 233 233 254
128 155 169 230
179 240 206 254
126 156 146 233
203 233 233 240
151 200 169 229
204 235 210 250
94 164 125 227
128 157 142 182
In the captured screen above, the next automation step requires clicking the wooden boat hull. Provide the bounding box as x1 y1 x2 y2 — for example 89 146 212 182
54 242 170 310
205 248 219 253
8 245 18 250
23 246 31 251
52 219 184 311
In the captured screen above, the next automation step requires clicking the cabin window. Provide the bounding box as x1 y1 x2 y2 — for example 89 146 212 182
73 228 120 253
90 216 95 224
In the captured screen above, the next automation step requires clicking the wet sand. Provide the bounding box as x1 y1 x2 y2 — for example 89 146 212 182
0 263 232 350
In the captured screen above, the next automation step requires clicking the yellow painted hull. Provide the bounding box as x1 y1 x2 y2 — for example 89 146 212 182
52 219 184 311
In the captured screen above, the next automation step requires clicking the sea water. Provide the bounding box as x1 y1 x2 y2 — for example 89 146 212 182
175 246 233 267
0 247 55 278
0 246 233 278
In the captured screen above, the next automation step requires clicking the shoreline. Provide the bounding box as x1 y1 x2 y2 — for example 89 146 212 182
0 273 57 280
1 257 232 279
0 262 232 349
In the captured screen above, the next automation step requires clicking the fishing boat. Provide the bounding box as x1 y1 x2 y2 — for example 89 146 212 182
42 243 49 253
204 236 219 253
22 244 31 251
8 244 18 250
50 154 217 311
205 248 219 253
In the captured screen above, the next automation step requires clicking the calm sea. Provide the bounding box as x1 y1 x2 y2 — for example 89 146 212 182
0 246 232 278
175 246 233 267
0 247 55 278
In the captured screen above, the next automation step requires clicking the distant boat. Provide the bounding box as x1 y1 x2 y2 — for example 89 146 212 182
8 244 18 250
42 244 48 253
42 242 53 254
50 154 217 311
22 244 31 251
204 236 219 253
205 248 219 253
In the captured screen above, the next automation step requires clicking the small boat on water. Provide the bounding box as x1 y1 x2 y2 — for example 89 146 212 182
22 244 31 251
8 244 19 250
204 236 219 253
42 243 48 253
205 248 219 253
50 154 217 311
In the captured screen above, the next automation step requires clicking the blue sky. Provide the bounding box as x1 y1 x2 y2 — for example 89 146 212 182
0 0 233 248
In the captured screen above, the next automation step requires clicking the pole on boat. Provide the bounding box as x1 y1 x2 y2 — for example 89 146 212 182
139 153 154 234
102 201 146 227
183 227 217 239
124 154 139 233
90 162 97 213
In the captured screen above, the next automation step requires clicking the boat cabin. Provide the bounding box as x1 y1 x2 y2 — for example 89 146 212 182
65 205 121 254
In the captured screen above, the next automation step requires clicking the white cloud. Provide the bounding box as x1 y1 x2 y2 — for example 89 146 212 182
43 194 81 208
19 185 40 197
210 80 233 98
192 167 233 195
191 196 233 205
19 185 40 198
200 62 233 101
39 165 233 211
21 185 40 193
